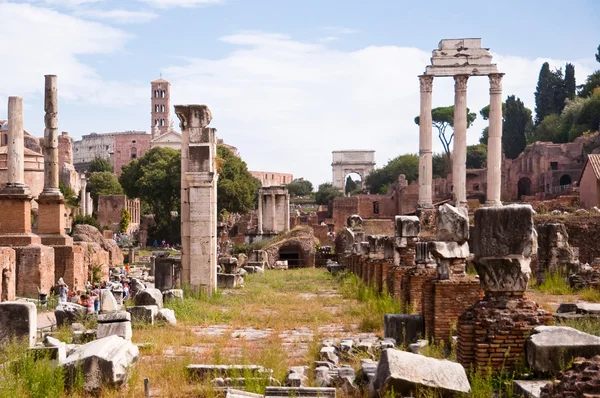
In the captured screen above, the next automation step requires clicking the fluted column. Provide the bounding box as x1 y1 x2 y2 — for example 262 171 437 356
4 97 27 193
486 73 504 207
452 75 469 207
79 175 87 215
418 75 434 209
271 193 276 232
257 190 263 234
42 75 61 197
284 194 290 231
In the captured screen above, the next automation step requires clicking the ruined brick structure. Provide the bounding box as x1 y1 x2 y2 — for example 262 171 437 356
250 171 294 187
0 247 16 301
97 195 141 234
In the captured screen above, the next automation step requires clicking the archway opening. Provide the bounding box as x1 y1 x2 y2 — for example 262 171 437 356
559 174 572 186
278 243 304 268
517 177 532 200
2 269 8 301
344 172 363 196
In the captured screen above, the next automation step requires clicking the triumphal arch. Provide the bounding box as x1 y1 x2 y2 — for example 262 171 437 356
332 150 376 190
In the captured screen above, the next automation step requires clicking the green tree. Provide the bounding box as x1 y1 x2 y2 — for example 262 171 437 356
580 71 600 98
432 153 447 178
596 44 600 63
120 208 131 233
315 183 342 205
86 157 113 176
576 88 600 134
503 95 534 159
564 63 577 100
479 103 506 121
414 106 477 156
285 179 313 197
59 182 80 208
365 154 419 194
466 144 487 169
345 176 360 195
87 171 123 212
216 145 261 215
535 62 559 124
120 147 181 243
531 114 562 143
479 127 489 145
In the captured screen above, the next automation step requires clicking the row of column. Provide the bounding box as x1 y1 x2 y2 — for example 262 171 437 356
418 73 504 208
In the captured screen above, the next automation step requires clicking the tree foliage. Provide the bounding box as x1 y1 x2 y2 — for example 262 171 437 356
120 208 131 234
315 183 342 205
87 171 123 212
345 176 361 195
503 95 534 159
534 62 574 124
432 153 447 178
414 106 477 155
466 144 487 169
564 63 577 100
365 154 419 194
120 147 181 243
580 71 600 98
216 145 261 215
86 157 113 176
285 179 313 197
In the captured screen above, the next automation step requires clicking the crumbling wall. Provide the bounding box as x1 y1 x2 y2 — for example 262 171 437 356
97 195 126 231
534 215 600 264
15 245 55 297
0 247 16 301
53 245 87 291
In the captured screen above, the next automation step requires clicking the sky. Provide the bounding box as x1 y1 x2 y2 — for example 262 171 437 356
0 0 599 186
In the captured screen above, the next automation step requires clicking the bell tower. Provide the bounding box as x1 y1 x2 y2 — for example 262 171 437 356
151 77 171 136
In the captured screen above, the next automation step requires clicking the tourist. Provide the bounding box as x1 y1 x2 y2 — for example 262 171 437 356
125 264 131 275
87 291 97 314
123 283 130 300
77 294 87 307
92 284 101 312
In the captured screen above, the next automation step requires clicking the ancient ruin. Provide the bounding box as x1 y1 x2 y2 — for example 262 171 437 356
257 186 290 236
331 150 375 191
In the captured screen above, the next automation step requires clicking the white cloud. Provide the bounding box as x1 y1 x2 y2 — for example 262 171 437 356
0 3 146 111
163 32 596 186
320 26 359 35
135 0 224 9
31 0 104 7
75 8 158 24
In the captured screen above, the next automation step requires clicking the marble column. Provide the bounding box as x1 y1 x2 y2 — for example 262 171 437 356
41 75 61 197
418 75 434 209
79 175 87 216
271 193 276 232
452 75 469 208
257 190 263 234
284 193 290 231
3 97 27 194
486 73 504 207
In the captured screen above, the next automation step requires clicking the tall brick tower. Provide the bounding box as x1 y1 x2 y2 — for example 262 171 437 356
151 77 171 137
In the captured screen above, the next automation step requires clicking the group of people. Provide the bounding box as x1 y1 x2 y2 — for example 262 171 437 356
57 278 104 313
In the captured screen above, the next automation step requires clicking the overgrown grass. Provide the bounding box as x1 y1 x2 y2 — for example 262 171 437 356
558 317 600 336
579 287 600 303
535 269 573 295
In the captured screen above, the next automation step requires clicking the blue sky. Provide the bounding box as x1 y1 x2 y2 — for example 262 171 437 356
1 0 598 185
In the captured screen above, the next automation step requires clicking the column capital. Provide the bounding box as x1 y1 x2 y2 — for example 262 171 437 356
454 74 469 92
489 73 505 94
419 75 433 93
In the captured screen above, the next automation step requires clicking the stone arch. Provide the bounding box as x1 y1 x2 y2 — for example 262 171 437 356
517 177 532 199
332 150 376 190
559 174 572 186
277 242 306 268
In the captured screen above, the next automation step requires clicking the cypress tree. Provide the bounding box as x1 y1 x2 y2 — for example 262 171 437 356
564 63 576 100
534 62 557 124
503 96 533 159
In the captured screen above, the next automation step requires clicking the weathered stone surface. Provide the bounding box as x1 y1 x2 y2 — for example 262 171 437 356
429 241 469 259
98 311 131 323
97 321 132 340
473 257 531 292
372 349 470 396
134 288 163 309
187 364 271 379
63 335 139 392
319 346 339 365
576 302 600 314
436 204 469 243
225 389 264 398
100 288 118 312
156 308 176 325
513 380 548 398
287 366 308 387
0 302 36 347
408 339 428 354
384 314 424 346
72 224 124 266
218 273 243 288
395 216 420 238
126 305 158 325
539 355 600 397
265 386 336 397
163 289 184 302
473 204 536 258
339 338 353 353
526 326 600 374
356 358 377 385
128 278 146 298
55 302 87 327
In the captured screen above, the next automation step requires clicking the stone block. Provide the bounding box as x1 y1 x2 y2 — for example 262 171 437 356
126 305 158 325
100 288 118 312
55 303 87 327
0 302 36 347
218 273 243 288
98 311 131 323
63 335 139 392
134 288 163 309
157 308 176 325
372 348 470 396
474 257 531 292
526 326 600 374
0 247 16 301
384 314 424 346
429 241 469 259
395 216 420 237
163 289 184 302
97 321 133 340
15 244 55 298
320 346 339 365
186 364 271 380
436 204 469 243
226 389 264 398
473 204 536 258
513 380 548 398
265 387 336 397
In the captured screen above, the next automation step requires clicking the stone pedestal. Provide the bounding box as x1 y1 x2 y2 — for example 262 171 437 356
37 196 72 245
0 194 41 246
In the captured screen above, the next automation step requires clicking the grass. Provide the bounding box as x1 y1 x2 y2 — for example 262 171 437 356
535 269 573 295
558 317 600 336
578 287 600 302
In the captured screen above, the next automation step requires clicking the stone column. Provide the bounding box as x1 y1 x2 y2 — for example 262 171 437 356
486 73 504 207
79 175 87 216
418 75 434 209
0 97 40 246
176 104 217 295
284 193 290 231
452 75 469 208
271 193 277 233
257 190 263 234
38 75 71 245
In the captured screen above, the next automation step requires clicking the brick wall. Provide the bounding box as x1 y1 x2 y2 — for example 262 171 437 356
15 245 55 297
534 215 600 264
74 242 110 282
406 269 437 310
0 197 32 234
0 247 16 301
54 245 86 291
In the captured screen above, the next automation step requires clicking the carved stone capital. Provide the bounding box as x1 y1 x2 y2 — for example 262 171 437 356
489 73 504 94
454 75 469 92
419 75 433 93
174 104 212 131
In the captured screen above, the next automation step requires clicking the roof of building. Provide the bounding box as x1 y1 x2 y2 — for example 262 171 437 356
151 78 169 84
0 146 42 156
584 154 600 180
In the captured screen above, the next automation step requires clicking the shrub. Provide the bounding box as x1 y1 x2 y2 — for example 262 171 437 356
71 215 100 232
120 208 131 233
